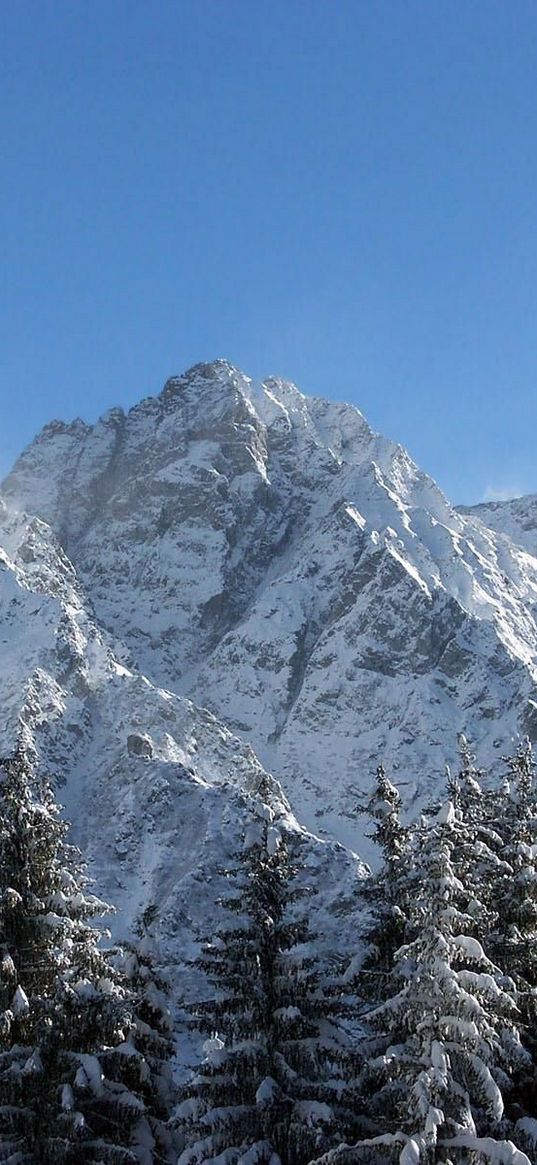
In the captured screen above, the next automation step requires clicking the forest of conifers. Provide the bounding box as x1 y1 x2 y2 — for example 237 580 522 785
1 735 536 1165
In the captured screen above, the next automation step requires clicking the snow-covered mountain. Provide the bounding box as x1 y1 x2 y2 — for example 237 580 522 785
459 494 537 559
0 499 364 1020
3 360 537 860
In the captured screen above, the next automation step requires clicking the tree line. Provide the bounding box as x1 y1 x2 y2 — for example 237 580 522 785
1 732 537 1164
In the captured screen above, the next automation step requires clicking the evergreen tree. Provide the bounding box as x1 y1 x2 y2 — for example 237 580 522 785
485 741 537 1120
0 738 172 1163
117 911 175 1164
355 766 412 999
488 742 537 994
446 736 510 921
328 799 531 1164
174 819 362 1165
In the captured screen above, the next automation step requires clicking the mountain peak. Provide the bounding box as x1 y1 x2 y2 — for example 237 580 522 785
3 359 537 859
161 357 243 393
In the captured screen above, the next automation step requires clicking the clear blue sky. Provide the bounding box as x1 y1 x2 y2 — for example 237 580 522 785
1 0 537 504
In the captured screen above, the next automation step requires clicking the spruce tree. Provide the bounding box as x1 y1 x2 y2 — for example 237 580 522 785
0 738 172 1164
447 736 510 918
355 766 412 1000
117 911 175 1164
174 819 361 1165
488 743 537 994
486 741 537 1122
329 799 531 1164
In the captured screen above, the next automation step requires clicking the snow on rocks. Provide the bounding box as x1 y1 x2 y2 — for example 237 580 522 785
4 360 537 862
0 499 367 1066
4 358 537 1080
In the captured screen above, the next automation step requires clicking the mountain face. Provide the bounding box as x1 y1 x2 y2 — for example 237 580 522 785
0 499 363 1016
460 495 537 559
3 360 537 863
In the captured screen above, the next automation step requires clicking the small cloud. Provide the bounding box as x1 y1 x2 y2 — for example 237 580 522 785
481 484 524 503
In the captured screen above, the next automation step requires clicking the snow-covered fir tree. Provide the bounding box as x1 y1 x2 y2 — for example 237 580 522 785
446 737 511 923
318 795 532 1165
483 741 537 1126
487 743 537 1000
116 909 175 1164
175 817 363 1165
0 737 173 1163
355 766 413 1000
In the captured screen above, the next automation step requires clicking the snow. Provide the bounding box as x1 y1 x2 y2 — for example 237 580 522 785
4 357 537 1087
461 495 537 559
399 1137 421 1165
266 826 282 856
343 504 367 531
458 970 504 998
451 934 489 963
424 1105 444 1136
0 504 368 1042
203 1034 225 1057
464 1053 504 1121
515 1118 537 1154
437 802 456 826
255 1077 279 1105
430 1041 449 1073
438 1015 479 1042
296 1100 333 1125
75 1053 104 1095
445 1134 531 1164
22 1050 43 1075
273 1006 302 1023
61 1083 74 1110
11 986 29 1016
4 360 537 871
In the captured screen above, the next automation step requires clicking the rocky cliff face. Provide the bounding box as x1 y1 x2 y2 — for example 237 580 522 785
4 360 537 859
0 498 363 1022
460 495 537 559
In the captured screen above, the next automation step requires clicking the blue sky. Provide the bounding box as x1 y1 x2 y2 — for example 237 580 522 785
1 1 537 503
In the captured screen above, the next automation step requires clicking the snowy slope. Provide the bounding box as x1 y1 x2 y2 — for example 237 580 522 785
3 361 537 856
459 495 537 559
0 499 364 1023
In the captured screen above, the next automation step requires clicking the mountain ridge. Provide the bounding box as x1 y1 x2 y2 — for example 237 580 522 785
460 493 537 559
0 497 365 1034
3 361 537 861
